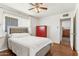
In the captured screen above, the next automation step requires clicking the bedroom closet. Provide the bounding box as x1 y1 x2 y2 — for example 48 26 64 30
60 18 71 46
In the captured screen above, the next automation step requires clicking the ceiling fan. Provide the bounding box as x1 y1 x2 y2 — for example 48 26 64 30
28 3 47 13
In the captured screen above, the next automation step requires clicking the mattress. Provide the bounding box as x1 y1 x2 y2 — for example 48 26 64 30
8 36 52 56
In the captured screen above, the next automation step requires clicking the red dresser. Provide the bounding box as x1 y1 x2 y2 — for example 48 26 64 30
36 26 47 37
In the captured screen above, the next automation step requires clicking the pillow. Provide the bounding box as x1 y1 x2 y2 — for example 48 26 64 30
10 33 30 38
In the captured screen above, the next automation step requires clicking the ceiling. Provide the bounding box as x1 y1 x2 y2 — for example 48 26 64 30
2 3 76 18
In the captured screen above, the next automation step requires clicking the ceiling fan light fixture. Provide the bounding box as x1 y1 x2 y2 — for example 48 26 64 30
34 8 42 13
28 3 47 13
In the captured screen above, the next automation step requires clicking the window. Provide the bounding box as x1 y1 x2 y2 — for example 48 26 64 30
5 16 18 32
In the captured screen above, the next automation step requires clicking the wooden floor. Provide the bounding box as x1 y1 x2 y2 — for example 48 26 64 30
0 49 16 56
47 37 78 56
48 43 78 56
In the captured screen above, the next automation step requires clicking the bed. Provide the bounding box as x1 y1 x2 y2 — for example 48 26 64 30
8 27 52 56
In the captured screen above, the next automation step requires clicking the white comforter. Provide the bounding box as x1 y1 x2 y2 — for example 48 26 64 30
8 36 52 56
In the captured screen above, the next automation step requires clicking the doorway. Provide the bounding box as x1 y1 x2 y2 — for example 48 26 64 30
60 18 71 46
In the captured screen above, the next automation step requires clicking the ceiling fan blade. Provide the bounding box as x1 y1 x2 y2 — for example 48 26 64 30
40 7 47 10
40 3 43 5
35 3 43 5
28 8 34 10
29 3 35 6
30 3 43 6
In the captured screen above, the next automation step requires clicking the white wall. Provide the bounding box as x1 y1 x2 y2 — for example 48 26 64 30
76 4 79 54
0 8 4 33
40 15 60 43
39 11 75 47
31 17 39 35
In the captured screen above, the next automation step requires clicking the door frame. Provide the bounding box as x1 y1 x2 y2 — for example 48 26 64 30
73 14 76 51
60 18 71 43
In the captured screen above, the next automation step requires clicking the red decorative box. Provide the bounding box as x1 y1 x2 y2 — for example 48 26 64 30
36 26 47 37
